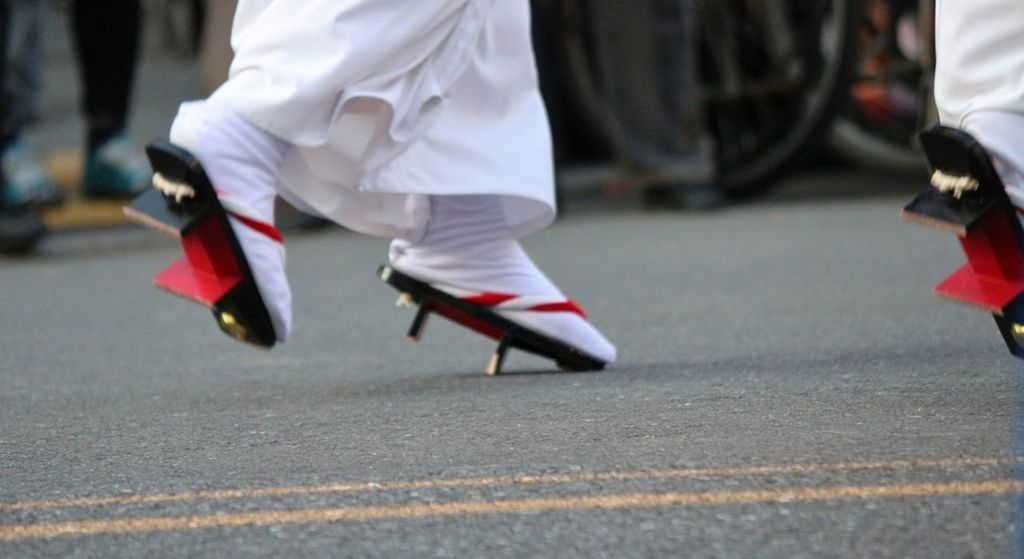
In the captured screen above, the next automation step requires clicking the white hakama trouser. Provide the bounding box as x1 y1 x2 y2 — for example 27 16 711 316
189 0 556 240
167 0 616 362
935 0 1024 208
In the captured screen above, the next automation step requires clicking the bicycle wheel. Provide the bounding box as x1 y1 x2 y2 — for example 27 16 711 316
829 0 930 173
559 0 859 197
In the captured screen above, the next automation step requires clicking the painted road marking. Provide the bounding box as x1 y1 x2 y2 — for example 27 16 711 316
2 479 1021 542
42 198 129 230
0 456 1013 513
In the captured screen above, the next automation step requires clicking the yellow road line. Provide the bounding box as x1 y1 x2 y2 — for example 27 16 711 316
0 456 1012 513
42 199 130 231
39 149 133 231
2 479 1020 542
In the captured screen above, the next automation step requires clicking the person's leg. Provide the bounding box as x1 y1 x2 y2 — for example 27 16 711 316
1 0 64 210
5 0 43 130
70 0 149 198
389 195 617 363
0 0 14 151
164 108 613 358
0 0 47 255
155 0 613 361
168 103 293 341
935 0 1024 216
70 0 139 152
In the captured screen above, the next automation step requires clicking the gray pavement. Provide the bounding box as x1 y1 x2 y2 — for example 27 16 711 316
2 167 1020 557
1 10 1020 559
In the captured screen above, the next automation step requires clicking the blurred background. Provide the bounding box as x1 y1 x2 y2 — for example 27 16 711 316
2 0 935 244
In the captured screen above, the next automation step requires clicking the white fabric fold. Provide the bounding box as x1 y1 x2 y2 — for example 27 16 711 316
935 1 1024 218
191 0 555 241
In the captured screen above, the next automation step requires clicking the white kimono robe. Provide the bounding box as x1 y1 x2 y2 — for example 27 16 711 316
935 0 1024 202
188 0 555 240
935 0 1024 126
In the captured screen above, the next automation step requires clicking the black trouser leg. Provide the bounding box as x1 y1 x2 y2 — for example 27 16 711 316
1 0 13 206
0 0 47 254
70 0 142 153
1 0 13 151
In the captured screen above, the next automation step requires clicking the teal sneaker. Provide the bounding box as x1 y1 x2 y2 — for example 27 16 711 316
1 142 66 210
81 134 151 199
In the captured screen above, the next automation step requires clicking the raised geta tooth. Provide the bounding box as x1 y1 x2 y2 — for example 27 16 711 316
396 293 415 307
153 172 196 202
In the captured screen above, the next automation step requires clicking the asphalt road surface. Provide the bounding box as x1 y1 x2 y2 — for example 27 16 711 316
1 168 1021 558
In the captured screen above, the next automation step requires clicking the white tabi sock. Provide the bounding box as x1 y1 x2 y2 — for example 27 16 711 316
389 195 617 363
958 111 1024 232
169 104 293 342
